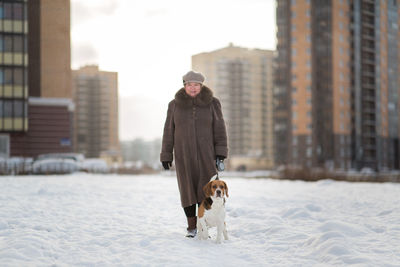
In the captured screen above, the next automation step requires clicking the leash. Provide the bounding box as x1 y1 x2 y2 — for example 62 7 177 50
210 157 225 181
210 173 219 181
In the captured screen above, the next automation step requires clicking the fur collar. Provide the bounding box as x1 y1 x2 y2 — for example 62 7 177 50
175 86 214 108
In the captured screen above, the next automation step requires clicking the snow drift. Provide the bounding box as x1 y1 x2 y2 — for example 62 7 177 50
0 174 399 266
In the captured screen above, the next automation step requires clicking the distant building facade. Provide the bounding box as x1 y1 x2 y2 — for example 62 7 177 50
275 0 400 171
72 65 120 160
0 0 73 158
0 0 29 143
192 44 275 170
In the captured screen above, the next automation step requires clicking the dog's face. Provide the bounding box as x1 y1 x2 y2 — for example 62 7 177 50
203 180 229 199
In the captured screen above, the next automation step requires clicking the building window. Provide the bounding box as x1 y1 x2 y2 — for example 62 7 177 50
4 3 12 19
14 68 24 85
307 147 312 157
0 135 10 158
13 100 23 117
5 69 12 84
293 149 298 158
14 36 24 52
4 35 12 52
4 100 12 117
13 3 24 20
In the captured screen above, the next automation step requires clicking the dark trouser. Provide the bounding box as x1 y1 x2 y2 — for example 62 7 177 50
184 203 200 230
183 203 200 217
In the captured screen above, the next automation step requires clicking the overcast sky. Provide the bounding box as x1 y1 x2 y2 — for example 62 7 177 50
71 0 276 141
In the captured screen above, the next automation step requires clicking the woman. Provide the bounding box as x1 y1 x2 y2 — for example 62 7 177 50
160 70 228 238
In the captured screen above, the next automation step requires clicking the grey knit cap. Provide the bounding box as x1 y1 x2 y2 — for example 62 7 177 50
182 70 205 84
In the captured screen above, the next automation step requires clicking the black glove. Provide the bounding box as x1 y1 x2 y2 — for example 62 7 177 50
162 161 172 170
216 155 226 161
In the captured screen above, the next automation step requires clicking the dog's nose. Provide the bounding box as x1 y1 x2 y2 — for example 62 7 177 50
216 190 221 196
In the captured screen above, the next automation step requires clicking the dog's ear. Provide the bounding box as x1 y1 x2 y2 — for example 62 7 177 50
203 182 212 197
223 181 229 197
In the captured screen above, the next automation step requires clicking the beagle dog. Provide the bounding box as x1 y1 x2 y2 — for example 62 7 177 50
197 179 229 243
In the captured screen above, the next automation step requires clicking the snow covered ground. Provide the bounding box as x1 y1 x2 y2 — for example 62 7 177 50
1 173 399 266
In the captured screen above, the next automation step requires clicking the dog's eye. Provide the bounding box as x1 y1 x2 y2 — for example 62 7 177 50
219 186 224 189
212 185 217 189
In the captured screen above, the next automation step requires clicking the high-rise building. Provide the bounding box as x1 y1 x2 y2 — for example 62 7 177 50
0 1 29 137
28 0 72 98
275 0 400 171
0 0 74 158
72 65 120 160
193 44 275 170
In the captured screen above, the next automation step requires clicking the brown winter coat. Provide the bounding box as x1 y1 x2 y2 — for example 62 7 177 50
160 86 228 208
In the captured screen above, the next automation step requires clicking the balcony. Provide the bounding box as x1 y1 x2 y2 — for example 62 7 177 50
362 132 376 138
362 58 375 65
361 46 375 53
362 94 375 102
362 107 376 114
362 71 375 77
362 34 375 41
361 83 375 89
362 119 375 126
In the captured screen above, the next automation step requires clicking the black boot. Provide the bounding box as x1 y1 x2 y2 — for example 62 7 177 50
186 216 197 238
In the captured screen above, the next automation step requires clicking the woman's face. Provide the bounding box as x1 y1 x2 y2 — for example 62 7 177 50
184 82 202 97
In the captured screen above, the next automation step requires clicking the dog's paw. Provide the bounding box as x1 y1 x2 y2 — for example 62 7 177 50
198 231 208 240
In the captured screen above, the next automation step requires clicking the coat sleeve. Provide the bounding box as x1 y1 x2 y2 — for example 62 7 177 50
212 98 228 158
160 101 175 162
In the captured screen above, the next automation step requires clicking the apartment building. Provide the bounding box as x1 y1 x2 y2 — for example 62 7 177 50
193 44 275 170
72 65 120 160
275 0 400 171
